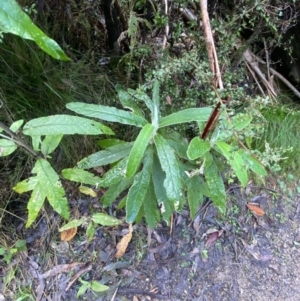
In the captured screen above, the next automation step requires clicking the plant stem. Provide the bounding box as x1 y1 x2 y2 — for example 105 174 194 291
0 122 38 157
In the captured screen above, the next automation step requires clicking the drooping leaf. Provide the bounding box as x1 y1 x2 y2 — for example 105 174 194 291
0 0 70 60
116 85 144 116
187 137 211 160
31 135 41 151
231 151 248 187
204 160 226 214
78 142 133 169
66 102 148 127
41 135 63 156
0 139 17 156
62 168 102 186
159 108 212 128
154 134 183 209
144 180 159 228
126 147 153 223
126 123 155 178
23 115 114 136
101 178 133 207
92 212 122 226
152 154 173 223
187 176 204 219
9 120 24 133
13 159 70 227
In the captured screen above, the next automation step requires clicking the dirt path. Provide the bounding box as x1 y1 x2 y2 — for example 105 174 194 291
1 185 300 301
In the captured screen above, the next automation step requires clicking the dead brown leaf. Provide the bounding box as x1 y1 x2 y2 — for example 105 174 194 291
60 227 77 241
246 203 265 217
115 223 133 259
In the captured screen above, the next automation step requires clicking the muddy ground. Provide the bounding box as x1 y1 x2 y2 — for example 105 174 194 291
1 182 300 301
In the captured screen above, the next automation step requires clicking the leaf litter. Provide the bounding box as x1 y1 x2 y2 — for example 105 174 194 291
2 185 300 300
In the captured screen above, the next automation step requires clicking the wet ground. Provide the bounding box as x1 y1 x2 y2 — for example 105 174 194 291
1 182 300 301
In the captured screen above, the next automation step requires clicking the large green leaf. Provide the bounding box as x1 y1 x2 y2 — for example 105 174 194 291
66 102 148 127
13 159 69 227
143 180 159 228
126 147 153 223
23 115 114 136
152 154 173 223
187 176 204 219
0 0 70 60
231 151 248 187
62 168 102 186
187 137 211 160
126 124 155 178
0 139 17 156
204 160 226 214
159 108 212 128
154 134 183 209
101 178 133 207
41 135 63 156
78 142 133 169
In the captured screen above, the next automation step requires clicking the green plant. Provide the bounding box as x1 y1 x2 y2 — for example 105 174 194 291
1 80 267 228
76 278 109 298
0 239 26 264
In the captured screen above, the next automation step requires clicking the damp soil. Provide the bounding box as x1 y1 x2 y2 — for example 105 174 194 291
1 183 300 301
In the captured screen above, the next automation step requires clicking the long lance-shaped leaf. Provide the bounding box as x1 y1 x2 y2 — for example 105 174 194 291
126 147 154 223
187 176 205 219
23 115 114 136
152 154 173 223
126 124 155 178
159 108 212 128
143 180 159 228
78 142 134 169
101 178 133 207
66 102 148 127
204 159 226 214
0 1 70 60
154 134 183 209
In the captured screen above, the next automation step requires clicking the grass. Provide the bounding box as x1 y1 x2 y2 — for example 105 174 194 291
253 103 300 174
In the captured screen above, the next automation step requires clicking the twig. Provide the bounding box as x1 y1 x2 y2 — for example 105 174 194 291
162 0 169 49
0 122 38 157
200 0 223 89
